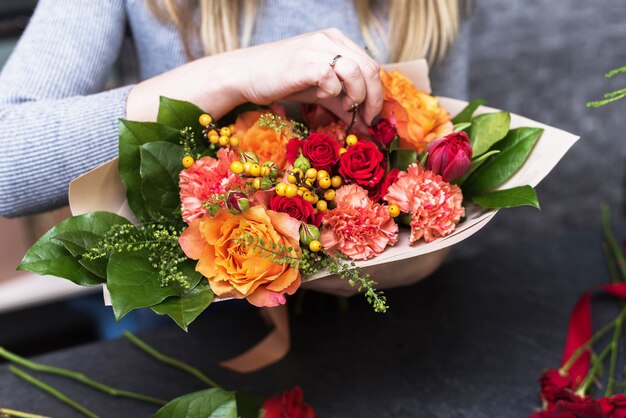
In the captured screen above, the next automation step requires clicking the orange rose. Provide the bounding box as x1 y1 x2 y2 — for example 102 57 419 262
179 206 301 307
379 70 453 152
235 104 292 169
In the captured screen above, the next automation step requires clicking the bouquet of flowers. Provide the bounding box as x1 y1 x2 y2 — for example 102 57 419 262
18 60 577 331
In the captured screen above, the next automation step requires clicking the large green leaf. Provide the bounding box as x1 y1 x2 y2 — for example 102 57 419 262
469 111 511 157
118 119 180 221
107 251 181 320
463 127 543 197
152 389 238 418
18 212 131 286
151 278 213 332
451 99 486 124
139 142 185 220
472 185 540 209
157 97 206 142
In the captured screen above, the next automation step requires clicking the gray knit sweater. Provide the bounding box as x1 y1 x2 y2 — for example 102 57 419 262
0 0 469 217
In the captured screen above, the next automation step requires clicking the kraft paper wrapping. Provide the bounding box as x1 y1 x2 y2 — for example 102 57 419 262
68 59 579 372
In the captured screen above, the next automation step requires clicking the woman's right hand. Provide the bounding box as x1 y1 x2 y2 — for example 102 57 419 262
126 29 383 129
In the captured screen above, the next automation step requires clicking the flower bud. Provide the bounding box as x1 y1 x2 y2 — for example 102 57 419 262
426 131 473 182
225 191 249 214
299 223 320 246
260 176 274 190
293 154 311 173
240 151 259 164
263 161 280 178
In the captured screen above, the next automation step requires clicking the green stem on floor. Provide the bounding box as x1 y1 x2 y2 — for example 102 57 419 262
0 408 50 418
601 204 626 281
560 317 619 375
605 309 626 396
0 347 165 406
8 366 99 418
577 343 612 396
123 331 222 390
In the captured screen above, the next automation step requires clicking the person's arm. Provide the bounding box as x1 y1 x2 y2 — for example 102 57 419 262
0 0 127 217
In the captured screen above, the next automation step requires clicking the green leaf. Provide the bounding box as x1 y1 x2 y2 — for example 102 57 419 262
18 212 131 286
451 99 486 124
119 120 180 221
453 150 500 186
151 280 214 332
157 97 205 137
235 392 265 418
107 251 181 321
453 122 471 132
390 149 417 171
463 127 543 196
152 388 238 418
139 142 185 220
469 111 511 157
472 185 540 209
53 231 110 278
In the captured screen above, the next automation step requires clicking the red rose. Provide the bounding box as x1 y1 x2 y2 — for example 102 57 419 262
269 195 319 226
539 369 577 406
426 131 473 182
599 394 626 418
302 133 340 172
261 386 315 418
530 399 604 418
286 137 303 165
368 118 397 147
338 141 386 190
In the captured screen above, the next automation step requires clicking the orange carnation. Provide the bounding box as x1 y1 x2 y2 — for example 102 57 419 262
179 206 301 307
235 104 292 169
379 69 453 152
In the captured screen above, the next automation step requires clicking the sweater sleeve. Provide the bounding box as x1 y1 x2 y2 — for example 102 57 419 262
0 0 131 217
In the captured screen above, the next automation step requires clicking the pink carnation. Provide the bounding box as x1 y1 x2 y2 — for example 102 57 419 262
385 164 464 243
320 184 398 260
179 148 244 223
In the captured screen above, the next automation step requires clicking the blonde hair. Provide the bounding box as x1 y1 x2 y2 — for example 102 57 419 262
147 0 463 63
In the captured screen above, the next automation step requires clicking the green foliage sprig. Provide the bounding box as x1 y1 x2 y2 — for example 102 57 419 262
238 234 388 313
258 113 308 140
587 65 626 108
83 223 192 290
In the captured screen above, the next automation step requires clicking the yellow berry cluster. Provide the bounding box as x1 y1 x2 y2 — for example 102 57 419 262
201 112 239 149
274 167 343 212
229 157 279 191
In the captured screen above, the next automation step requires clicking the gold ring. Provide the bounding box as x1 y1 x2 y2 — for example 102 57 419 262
329 54 342 68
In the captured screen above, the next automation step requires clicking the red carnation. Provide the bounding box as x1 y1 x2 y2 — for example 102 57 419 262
261 386 315 418
368 118 397 147
539 369 577 407
599 394 626 418
302 133 340 172
269 195 319 226
426 131 473 182
338 141 386 190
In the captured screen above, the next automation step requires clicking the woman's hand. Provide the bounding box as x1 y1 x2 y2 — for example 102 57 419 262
126 29 383 128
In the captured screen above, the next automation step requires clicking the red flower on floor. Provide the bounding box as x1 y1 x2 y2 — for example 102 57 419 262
261 386 315 418
599 394 626 418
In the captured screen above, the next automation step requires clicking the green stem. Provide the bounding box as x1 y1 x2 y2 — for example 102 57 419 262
8 366 99 418
605 309 626 396
561 317 619 374
577 344 612 396
123 331 222 390
604 241 622 283
601 204 626 281
0 409 50 418
0 347 165 405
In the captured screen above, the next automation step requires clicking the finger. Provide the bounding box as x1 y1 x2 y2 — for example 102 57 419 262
316 64 343 98
322 30 383 124
331 56 366 110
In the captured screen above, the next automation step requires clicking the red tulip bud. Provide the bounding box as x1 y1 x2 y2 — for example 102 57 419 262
426 131 473 182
